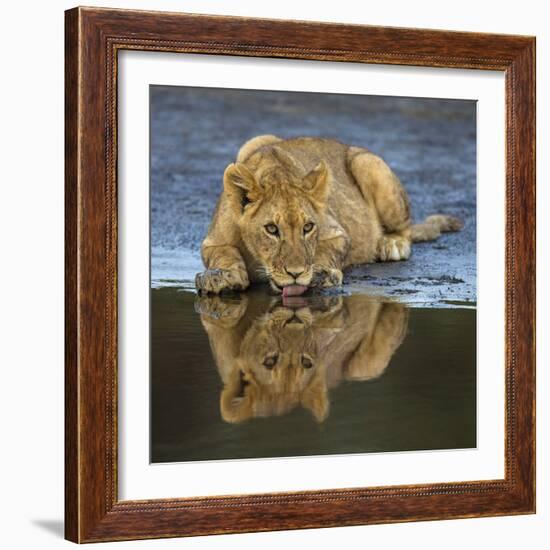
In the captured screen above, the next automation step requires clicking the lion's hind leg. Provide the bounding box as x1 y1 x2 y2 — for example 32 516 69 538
345 302 408 382
347 147 412 262
377 233 411 261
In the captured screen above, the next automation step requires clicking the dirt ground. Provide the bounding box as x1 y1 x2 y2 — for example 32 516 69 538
150 86 476 306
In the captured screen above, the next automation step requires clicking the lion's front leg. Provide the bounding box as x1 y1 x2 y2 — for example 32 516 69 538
310 235 349 289
196 245 250 294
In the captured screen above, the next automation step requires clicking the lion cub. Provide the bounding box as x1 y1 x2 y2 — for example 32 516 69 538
196 293 408 423
196 135 462 295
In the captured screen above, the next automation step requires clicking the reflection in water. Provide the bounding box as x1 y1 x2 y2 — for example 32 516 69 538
196 294 408 424
150 288 476 463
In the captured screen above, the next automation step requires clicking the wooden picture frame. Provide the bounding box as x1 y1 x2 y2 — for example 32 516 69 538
65 6 536 543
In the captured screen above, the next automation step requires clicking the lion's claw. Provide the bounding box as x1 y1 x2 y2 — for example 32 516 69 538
194 294 248 326
195 268 249 294
310 265 343 289
377 235 411 261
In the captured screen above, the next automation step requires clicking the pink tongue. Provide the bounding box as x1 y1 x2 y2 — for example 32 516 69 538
282 285 308 297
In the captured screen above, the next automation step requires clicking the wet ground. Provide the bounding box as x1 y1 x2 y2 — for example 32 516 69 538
151 86 476 305
151 289 475 463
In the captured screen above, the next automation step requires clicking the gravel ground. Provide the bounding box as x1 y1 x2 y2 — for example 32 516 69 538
150 86 476 306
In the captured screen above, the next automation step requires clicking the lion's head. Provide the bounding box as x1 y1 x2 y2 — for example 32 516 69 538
221 302 329 423
223 148 330 294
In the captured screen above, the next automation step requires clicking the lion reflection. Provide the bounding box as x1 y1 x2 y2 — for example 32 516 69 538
195 293 408 423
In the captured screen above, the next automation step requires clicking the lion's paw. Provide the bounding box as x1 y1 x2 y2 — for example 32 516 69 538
194 294 248 326
310 265 344 289
195 268 249 294
378 235 411 262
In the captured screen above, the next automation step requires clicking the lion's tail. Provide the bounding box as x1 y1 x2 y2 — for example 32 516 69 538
410 214 464 243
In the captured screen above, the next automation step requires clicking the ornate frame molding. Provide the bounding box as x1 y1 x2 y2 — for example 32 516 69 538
65 7 535 542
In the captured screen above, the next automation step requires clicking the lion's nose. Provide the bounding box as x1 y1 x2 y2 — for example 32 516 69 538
285 268 304 279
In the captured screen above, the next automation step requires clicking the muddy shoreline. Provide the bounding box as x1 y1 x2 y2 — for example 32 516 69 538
151 86 476 306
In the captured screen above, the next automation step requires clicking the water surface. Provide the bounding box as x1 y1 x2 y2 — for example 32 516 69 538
151 288 476 463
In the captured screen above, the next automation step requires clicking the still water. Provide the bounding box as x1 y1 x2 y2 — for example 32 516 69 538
151 288 476 463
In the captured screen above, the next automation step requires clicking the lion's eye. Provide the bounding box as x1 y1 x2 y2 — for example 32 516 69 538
301 355 313 369
303 222 315 234
263 354 278 369
265 223 279 236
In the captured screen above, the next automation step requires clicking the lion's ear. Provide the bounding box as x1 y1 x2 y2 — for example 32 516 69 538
224 163 262 206
302 161 330 207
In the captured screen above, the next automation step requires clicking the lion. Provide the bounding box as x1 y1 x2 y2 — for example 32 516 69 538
196 292 408 423
195 135 463 295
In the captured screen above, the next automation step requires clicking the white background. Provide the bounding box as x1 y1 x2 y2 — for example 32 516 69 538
119 52 505 499
0 1 547 549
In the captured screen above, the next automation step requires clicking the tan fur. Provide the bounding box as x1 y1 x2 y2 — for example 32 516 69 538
236 134 282 163
196 294 408 423
196 135 463 294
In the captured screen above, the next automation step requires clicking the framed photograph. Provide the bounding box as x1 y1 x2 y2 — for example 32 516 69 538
65 6 536 543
